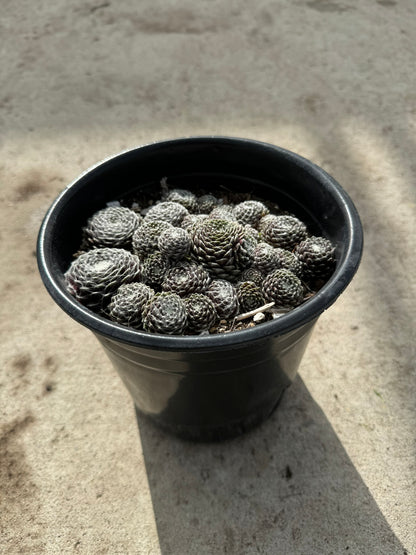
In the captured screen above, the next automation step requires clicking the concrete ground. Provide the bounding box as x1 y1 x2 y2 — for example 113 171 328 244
1 1 415 553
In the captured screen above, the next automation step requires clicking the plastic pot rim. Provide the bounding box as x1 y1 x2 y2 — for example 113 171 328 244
37 136 363 352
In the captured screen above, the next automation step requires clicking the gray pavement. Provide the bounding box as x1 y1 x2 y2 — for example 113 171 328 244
1 1 415 553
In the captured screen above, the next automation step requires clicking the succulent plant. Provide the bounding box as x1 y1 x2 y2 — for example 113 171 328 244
295 236 335 279
234 228 258 269
252 242 280 275
65 248 142 310
240 267 264 287
142 292 187 335
67 178 335 336
164 188 198 213
275 248 303 277
184 293 217 332
162 262 211 296
258 213 279 233
205 279 239 319
107 282 155 328
233 200 269 227
158 227 191 261
260 215 308 249
84 206 141 248
142 252 171 286
197 194 219 214
144 201 189 225
181 213 209 232
191 219 256 281
208 205 237 222
132 220 173 258
262 268 304 308
244 224 260 243
236 281 265 312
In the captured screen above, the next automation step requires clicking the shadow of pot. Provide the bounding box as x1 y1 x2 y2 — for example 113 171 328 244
37 137 363 441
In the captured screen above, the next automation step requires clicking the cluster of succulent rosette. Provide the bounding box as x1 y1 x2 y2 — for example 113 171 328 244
65 183 336 335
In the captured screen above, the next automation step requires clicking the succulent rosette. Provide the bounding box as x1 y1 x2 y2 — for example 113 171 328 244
142 292 187 335
262 269 304 308
65 248 142 310
144 201 189 226
275 248 303 277
236 281 265 312
234 228 258 269
208 205 237 222
233 200 269 227
260 214 308 249
184 293 217 332
181 213 209 232
197 193 219 214
191 219 255 281
252 242 280 275
132 220 173 258
142 253 171 286
258 213 279 233
164 188 198 213
295 236 336 279
108 282 155 328
162 262 211 296
244 224 260 243
240 267 264 287
84 206 141 248
205 279 239 319
158 227 191 261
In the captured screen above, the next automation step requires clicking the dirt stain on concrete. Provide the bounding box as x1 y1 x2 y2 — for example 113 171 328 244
377 0 397 6
13 170 65 202
306 1 353 12
11 353 32 377
10 354 32 395
44 355 59 373
15 179 44 202
0 412 44 551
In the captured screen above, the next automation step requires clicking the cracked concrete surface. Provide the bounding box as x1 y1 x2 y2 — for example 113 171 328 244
1 0 415 553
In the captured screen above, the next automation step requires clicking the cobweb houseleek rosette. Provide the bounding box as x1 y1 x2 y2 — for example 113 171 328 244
262 268 304 308
107 282 155 329
240 267 264 287
142 252 171 287
233 200 269 227
84 206 141 248
295 236 336 279
208 205 237 222
197 193 219 214
260 214 308 249
144 201 189 226
205 279 239 319
158 227 191 261
162 262 211 296
191 218 257 281
132 220 173 258
274 248 303 277
142 292 187 335
183 293 218 333
64 248 142 310
236 281 265 313
164 188 199 213
252 242 280 275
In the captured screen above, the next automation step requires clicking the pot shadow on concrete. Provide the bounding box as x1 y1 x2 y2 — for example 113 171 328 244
135 376 406 555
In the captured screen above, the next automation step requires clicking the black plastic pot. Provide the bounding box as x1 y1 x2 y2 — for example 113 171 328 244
37 137 363 441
